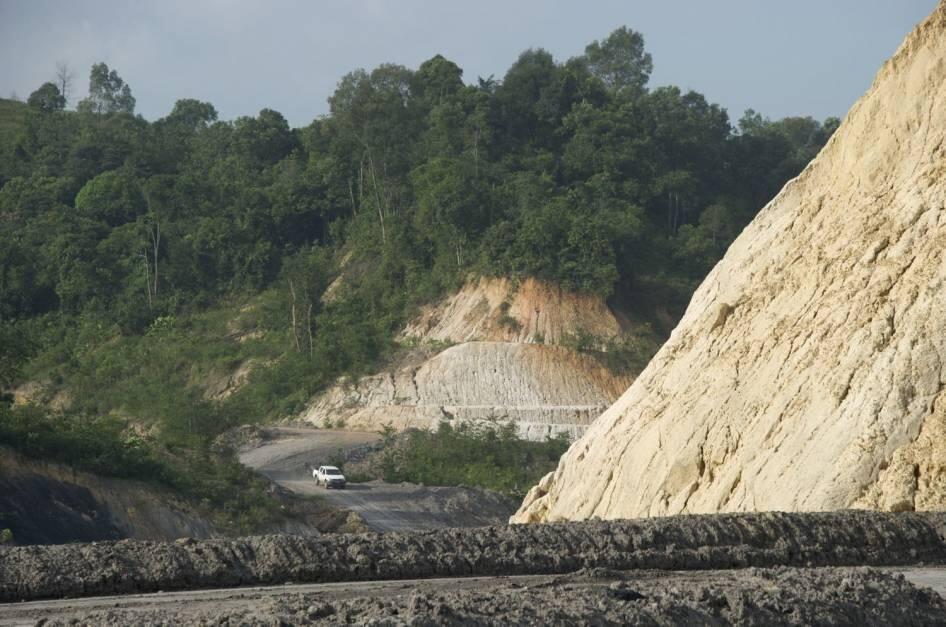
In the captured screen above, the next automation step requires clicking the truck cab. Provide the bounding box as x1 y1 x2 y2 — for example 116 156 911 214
313 465 346 489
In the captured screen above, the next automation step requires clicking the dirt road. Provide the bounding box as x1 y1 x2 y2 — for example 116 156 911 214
238 428 380 482
238 427 516 532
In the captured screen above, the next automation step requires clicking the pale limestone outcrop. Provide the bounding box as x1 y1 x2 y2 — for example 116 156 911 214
300 342 630 440
301 276 635 440
513 3 946 522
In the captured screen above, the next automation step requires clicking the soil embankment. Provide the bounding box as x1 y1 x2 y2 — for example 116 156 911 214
3 510 946 602
402 276 626 345
301 343 629 440
0 448 218 545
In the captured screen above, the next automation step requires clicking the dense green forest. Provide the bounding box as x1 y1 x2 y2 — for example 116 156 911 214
0 29 838 529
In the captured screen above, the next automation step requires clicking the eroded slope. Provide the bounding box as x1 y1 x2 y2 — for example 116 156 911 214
302 277 637 439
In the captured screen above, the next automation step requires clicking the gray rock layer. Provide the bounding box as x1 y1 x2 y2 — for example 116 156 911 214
514 2 946 522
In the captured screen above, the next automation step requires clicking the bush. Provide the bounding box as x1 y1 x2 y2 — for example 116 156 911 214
361 420 570 498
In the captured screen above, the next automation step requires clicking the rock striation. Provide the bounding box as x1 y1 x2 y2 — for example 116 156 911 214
301 277 636 440
513 3 946 522
300 342 629 440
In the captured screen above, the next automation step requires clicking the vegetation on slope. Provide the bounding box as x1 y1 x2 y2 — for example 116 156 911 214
345 422 571 499
0 31 837 522
0 99 28 149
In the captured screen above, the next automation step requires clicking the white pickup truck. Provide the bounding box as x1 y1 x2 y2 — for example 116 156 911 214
312 465 347 489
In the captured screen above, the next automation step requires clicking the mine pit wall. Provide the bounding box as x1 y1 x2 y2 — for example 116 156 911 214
4 510 946 602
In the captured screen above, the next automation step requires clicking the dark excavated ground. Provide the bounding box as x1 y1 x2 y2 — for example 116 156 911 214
6 568 946 625
2 511 946 625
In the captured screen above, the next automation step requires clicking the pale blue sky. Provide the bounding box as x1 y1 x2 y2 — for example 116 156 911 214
0 0 937 127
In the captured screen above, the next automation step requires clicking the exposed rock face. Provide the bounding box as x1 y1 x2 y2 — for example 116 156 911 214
301 342 629 440
302 277 635 440
403 276 625 347
513 4 946 522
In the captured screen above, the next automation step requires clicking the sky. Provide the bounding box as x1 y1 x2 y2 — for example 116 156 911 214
0 0 937 128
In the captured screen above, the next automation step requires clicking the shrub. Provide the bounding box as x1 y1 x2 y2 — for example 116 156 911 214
363 420 569 498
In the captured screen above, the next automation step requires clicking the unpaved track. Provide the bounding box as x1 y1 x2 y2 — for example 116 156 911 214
238 427 515 531
238 428 380 482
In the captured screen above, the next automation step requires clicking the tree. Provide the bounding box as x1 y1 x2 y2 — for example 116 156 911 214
494 49 562 149
0 321 32 393
74 169 146 227
329 64 420 243
165 98 218 129
232 108 297 166
411 156 486 267
411 55 464 107
55 61 76 105
582 27 653 95
27 82 66 113
281 247 332 356
77 63 136 114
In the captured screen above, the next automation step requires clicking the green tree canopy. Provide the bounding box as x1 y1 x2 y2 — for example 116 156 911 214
165 98 218 129
77 62 136 114
581 26 653 95
74 169 146 227
27 82 66 113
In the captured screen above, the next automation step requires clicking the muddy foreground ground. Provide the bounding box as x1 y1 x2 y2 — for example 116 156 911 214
3 510 946 624
4 567 946 625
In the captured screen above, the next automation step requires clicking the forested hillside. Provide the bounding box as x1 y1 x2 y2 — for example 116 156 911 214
0 29 837 530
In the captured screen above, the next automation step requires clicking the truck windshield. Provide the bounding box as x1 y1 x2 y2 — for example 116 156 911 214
325 469 342 476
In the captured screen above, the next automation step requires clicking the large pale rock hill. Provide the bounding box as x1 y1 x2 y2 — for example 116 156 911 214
301 277 636 440
513 3 946 522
